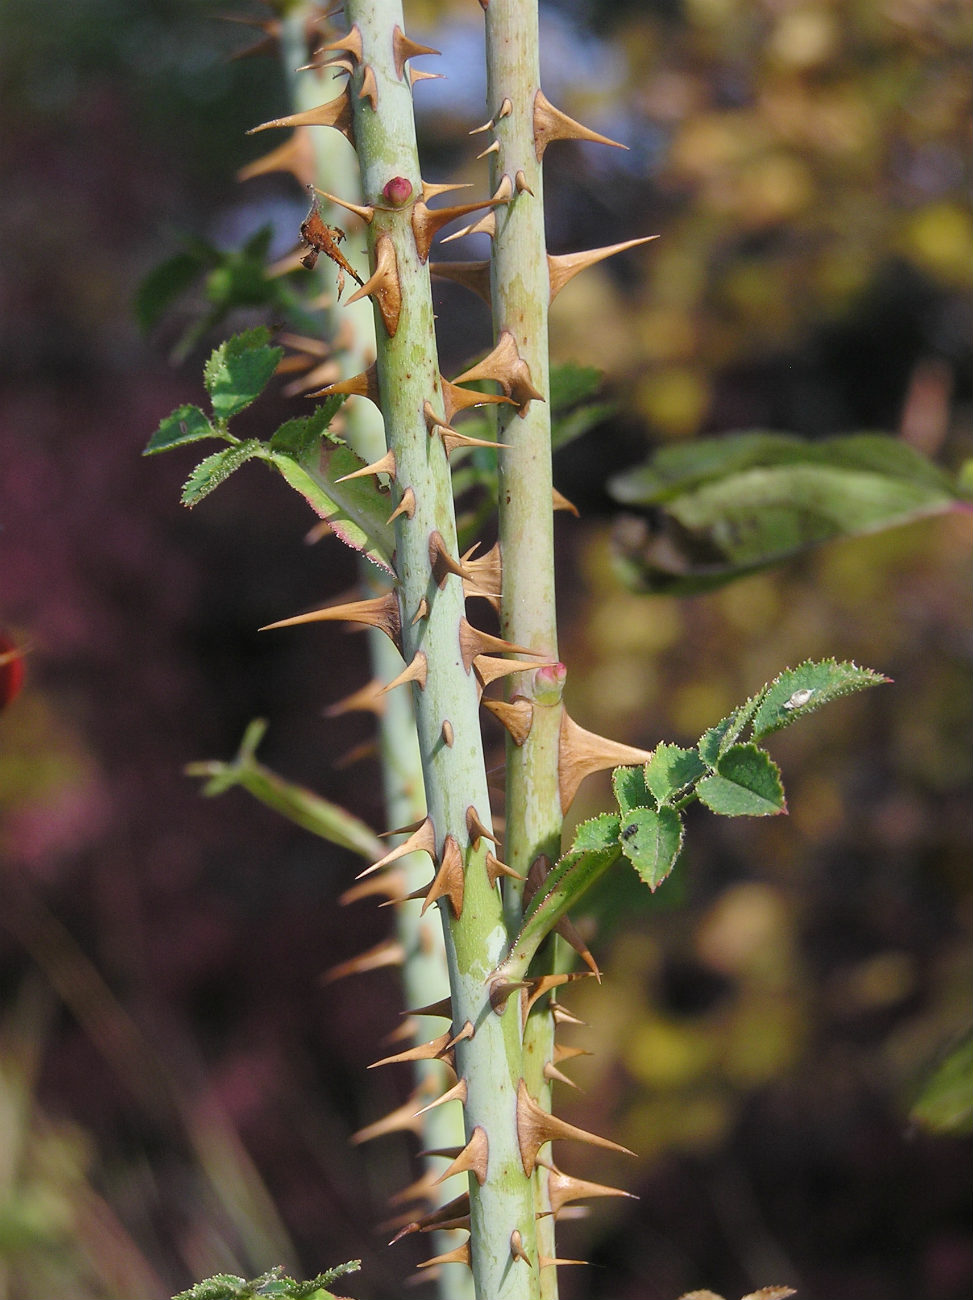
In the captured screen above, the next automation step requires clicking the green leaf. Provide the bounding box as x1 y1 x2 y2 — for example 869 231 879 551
181 441 264 507
203 328 283 421
910 1031 973 1136
619 805 684 890
144 404 218 456
697 715 737 769
136 251 206 334
612 764 654 814
609 431 961 594
696 743 786 816
172 1262 360 1300
185 722 384 861
262 419 395 575
494 815 622 985
751 659 890 739
644 743 707 805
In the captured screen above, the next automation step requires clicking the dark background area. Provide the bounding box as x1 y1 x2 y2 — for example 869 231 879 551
1 2 970 1298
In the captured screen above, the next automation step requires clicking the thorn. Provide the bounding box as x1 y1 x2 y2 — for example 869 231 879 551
370 1029 452 1070
434 1126 488 1186
552 486 579 515
532 87 625 160
386 486 416 524
339 870 405 906
421 181 474 201
510 1229 532 1267
486 852 525 887
430 258 492 305
539 1254 588 1269
497 96 513 119
307 362 381 406
352 1087 429 1144
482 696 534 745
322 939 404 983
357 816 436 879
514 168 534 195
548 236 658 301
476 139 500 159
388 1169 441 1207
325 678 386 718
249 89 355 145
474 655 549 691
440 426 507 458
524 972 593 1017
379 816 429 839
260 591 401 648
465 805 497 847
380 651 428 695
422 835 465 918
451 331 544 410
357 62 378 109
439 209 496 244
311 186 376 225
313 25 363 64
344 232 401 336
392 25 440 80
554 1044 591 1064
411 597 430 624
439 377 514 425
412 194 510 262
416 1239 471 1270
551 1002 586 1027
538 1160 638 1217
237 129 315 186
517 1079 633 1176
414 1077 468 1117
388 1194 471 1244
429 531 473 588
489 977 531 1013
461 541 502 606
441 719 454 747
404 997 453 1020
410 66 444 86
543 1062 580 1090
445 1019 475 1051
458 618 537 673
336 448 396 483
558 710 654 812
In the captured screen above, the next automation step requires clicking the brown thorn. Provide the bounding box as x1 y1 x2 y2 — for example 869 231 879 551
379 816 429 839
249 89 355 145
392 25 440 80
551 1002 586 1027
314 25 363 62
510 1229 532 1267
451 331 544 410
439 376 514 425
345 232 401 336
486 852 525 888
357 61 378 109
439 210 496 244
410 67 444 86
357 816 436 880
514 168 534 195
458 617 537 672
369 1029 452 1070
444 1019 475 1051
440 427 507 458
311 186 375 224
441 719 454 748
539 1255 588 1269
543 1062 580 1090
429 531 473 588
465 805 498 847
307 362 381 406
524 972 593 1018
430 258 492 305
321 939 404 984
434 1126 488 1186
414 1077 468 1117
489 977 531 1013
339 870 405 906
517 1078 634 1175
538 1160 637 1218
548 236 658 302
411 597 430 624
336 448 396 483
404 996 453 1020
325 678 386 718
260 591 401 649
558 709 654 813
481 696 534 746
422 835 465 918
388 1194 471 1244
421 181 474 201
474 655 550 691
553 486 580 515
351 1087 429 1144
416 1239 471 1271
237 129 315 187
380 650 428 695
412 194 510 262
476 139 501 160
532 87 625 160
386 486 416 524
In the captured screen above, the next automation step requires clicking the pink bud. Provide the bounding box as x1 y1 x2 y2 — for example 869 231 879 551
382 176 414 207
533 661 567 705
